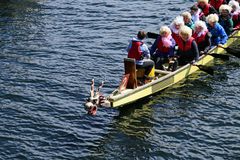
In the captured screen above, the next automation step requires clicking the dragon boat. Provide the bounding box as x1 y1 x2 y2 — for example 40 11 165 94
84 30 240 115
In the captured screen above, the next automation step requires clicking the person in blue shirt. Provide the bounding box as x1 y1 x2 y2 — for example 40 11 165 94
127 31 154 77
150 26 176 70
206 14 228 46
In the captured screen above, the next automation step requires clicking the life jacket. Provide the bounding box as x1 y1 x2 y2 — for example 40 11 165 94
128 41 143 60
157 38 171 53
192 31 208 44
232 13 240 28
172 32 181 46
209 0 224 11
199 4 210 16
178 37 194 52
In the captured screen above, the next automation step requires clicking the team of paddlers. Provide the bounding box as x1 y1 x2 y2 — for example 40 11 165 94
127 0 240 78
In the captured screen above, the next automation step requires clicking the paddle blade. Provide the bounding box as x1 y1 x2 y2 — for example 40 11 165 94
225 48 240 58
218 45 240 58
147 32 159 39
210 53 230 60
196 65 214 76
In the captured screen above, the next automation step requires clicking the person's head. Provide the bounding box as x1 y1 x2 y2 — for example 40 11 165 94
228 0 239 12
194 20 208 33
179 26 192 41
198 0 208 8
190 5 199 15
206 14 219 27
172 16 184 29
159 26 172 37
181 11 192 24
137 31 146 40
219 4 232 16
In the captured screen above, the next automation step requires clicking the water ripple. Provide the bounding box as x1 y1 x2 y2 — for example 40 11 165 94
0 0 240 159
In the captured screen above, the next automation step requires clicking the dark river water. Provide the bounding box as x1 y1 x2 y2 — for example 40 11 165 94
0 0 240 159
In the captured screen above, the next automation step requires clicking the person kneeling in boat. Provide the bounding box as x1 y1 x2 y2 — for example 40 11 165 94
206 14 228 46
176 26 200 66
193 20 212 55
127 31 155 79
150 26 176 70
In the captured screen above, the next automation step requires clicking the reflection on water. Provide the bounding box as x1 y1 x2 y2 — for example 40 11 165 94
116 100 154 139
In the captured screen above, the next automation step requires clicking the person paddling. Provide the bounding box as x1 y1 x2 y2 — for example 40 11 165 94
197 0 218 17
190 5 206 22
219 4 234 35
193 20 212 54
229 0 240 29
182 11 195 30
150 26 176 70
209 0 227 12
176 26 200 66
127 31 155 79
206 14 228 46
169 16 185 46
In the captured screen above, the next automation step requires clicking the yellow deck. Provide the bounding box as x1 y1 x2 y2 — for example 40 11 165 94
108 30 240 108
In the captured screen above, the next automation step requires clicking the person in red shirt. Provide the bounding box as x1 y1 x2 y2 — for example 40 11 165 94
197 0 218 17
209 0 227 11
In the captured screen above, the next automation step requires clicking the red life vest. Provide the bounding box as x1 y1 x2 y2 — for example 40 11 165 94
192 31 208 44
157 38 171 53
210 0 224 11
172 32 181 46
178 37 194 52
232 13 240 28
199 4 210 16
128 41 143 60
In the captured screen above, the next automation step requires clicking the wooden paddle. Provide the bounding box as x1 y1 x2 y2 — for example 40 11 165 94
218 44 240 58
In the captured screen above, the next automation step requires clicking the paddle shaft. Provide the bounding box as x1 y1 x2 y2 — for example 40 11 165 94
147 32 159 39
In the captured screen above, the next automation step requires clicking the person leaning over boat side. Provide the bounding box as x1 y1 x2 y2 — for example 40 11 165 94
219 4 234 35
127 31 154 78
229 0 240 29
176 26 200 66
169 16 185 46
209 0 227 12
193 20 212 54
197 0 218 18
182 11 195 30
206 14 228 46
150 26 176 70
